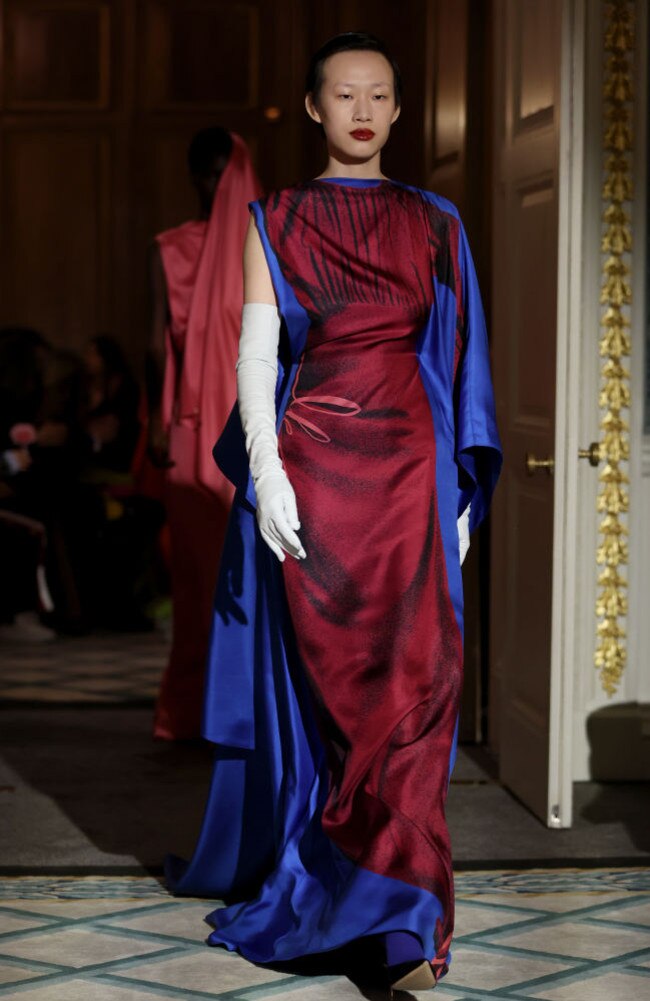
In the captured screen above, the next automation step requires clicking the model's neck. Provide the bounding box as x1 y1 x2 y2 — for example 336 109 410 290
318 152 385 180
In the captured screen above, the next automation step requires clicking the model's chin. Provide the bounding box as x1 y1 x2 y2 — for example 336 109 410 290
326 137 386 165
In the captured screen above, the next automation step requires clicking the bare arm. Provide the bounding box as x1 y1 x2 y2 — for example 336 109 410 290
146 241 168 410
145 241 173 465
243 217 277 305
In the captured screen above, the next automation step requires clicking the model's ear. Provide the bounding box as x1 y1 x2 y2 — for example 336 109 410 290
390 104 401 126
305 93 322 124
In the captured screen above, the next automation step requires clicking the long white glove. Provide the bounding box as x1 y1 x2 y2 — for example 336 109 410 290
236 303 306 562
458 504 470 566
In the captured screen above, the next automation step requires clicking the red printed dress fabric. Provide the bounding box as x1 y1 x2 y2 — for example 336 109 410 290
260 181 463 954
154 134 262 740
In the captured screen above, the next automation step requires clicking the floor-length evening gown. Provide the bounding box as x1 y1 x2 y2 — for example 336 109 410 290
153 135 261 740
167 177 501 979
153 219 223 740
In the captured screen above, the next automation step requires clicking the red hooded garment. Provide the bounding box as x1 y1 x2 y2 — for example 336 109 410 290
154 133 262 740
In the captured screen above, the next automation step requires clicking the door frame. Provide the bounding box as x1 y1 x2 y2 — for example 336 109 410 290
490 0 588 828
628 0 650 708
568 0 646 781
546 0 588 828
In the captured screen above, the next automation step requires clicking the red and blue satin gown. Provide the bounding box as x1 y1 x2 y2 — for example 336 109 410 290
277 182 462 930
167 178 501 979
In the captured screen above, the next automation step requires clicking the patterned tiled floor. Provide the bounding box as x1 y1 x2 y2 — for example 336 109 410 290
0 871 648 999
2 638 649 997
0 633 168 705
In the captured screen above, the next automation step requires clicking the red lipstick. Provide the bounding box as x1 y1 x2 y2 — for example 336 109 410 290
350 129 375 141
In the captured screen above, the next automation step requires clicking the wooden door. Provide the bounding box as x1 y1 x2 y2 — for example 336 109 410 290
422 0 493 741
489 0 582 826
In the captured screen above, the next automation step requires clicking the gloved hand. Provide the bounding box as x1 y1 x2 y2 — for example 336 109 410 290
236 302 306 563
252 470 305 562
458 504 470 566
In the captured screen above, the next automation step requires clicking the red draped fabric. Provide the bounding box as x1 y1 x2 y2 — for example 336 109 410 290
154 134 262 740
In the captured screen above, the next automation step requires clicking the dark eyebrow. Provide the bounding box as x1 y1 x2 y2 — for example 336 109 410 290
333 81 391 87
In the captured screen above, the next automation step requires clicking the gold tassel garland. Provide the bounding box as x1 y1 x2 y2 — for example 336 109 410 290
595 0 634 695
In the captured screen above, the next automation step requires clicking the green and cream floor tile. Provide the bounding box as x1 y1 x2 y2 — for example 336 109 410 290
0 633 168 705
0 870 648 999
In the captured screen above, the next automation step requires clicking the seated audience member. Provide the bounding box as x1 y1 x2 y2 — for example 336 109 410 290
0 425 55 641
80 334 165 631
82 335 140 474
0 328 100 632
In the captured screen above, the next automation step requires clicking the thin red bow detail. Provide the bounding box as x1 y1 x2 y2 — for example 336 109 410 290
283 394 361 443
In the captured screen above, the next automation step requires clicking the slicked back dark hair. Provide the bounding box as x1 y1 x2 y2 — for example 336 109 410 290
305 32 402 108
187 127 233 177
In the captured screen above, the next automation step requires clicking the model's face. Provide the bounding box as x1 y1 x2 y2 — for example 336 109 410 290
306 50 400 165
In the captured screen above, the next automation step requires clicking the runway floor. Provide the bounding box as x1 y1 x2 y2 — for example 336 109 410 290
0 870 649 999
0 630 649 998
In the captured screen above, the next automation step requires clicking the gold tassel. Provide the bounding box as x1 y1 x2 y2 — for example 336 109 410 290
595 0 634 696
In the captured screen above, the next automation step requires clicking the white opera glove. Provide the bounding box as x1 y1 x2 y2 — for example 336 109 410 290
458 504 471 566
236 303 306 563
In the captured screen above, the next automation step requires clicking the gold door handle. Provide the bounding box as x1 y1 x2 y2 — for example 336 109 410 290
526 452 554 476
578 442 601 467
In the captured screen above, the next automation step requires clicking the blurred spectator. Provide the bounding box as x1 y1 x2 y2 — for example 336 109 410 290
0 443 55 642
82 335 140 473
0 328 99 632
79 335 165 631
0 327 47 440
0 328 56 639
0 326 165 636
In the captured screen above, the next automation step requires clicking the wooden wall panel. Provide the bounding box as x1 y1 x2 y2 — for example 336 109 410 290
0 129 111 350
136 0 298 191
0 0 304 365
129 0 299 352
139 0 259 109
169 5 257 106
513 180 557 423
513 0 557 129
424 0 492 241
430 2 467 170
3 0 111 109
489 0 561 774
425 0 467 209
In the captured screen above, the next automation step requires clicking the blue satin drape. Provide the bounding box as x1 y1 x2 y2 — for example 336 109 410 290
167 182 502 968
